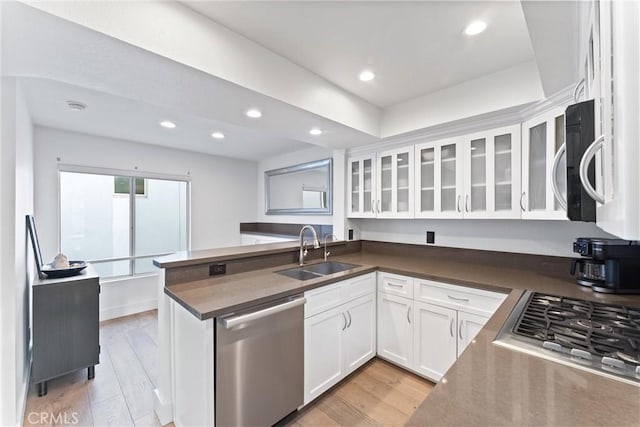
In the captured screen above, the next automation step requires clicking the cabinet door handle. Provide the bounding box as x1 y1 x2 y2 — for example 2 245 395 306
465 194 470 212
457 195 462 213
347 310 352 328
371 199 375 214
447 295 470 303
573 77 585 103
377 200 381 213
386 282 404 288
342 312 348 330
551 142 568 210
406 306 412 324
520 192 526 212
449 318 455 338
459 320 464 340
579 135 605 204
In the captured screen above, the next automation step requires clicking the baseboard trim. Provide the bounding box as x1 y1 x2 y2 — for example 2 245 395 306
100 299 157 321
18 348 32 427
153 388 173 426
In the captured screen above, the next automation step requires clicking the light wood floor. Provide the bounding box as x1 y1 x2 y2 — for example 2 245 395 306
284 359 434 427
24 310 434 427
24 310 162 427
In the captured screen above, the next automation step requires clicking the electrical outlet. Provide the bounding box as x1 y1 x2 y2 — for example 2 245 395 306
209 263 226 276
348 229 354 240
426 231 435 244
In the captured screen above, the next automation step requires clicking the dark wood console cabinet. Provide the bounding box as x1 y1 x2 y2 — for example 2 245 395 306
32 265 100 396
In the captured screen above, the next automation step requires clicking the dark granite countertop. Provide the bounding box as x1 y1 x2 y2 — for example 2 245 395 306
161 248 640 426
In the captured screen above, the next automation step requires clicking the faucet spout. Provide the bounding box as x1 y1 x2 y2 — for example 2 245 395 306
323 234 338 261
299 225 320 266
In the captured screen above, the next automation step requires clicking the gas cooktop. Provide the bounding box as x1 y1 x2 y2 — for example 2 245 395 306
494 291 640 386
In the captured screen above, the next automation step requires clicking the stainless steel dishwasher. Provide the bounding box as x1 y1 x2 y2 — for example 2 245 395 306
216 294 305 427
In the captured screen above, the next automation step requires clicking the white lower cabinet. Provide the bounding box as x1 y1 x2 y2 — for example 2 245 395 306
377 273 506 383
412 301 490 381
457 310 489 357
304 305 346 404
377 292 413 370
343 293 376 374
413 301 457 381
304 271 505 403
304 273 376 405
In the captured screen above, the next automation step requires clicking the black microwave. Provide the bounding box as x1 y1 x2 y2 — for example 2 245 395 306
565 100 596 222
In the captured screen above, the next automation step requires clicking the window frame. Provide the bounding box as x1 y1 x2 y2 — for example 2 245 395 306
57 165 191 279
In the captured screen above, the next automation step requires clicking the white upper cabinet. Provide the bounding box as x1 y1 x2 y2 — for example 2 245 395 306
347 155 377 218
347 147 414 219
415 138 464 218
587 0 640 239
376 147 414 218
415 125 521 219
462 125 522 219
521 108 568 220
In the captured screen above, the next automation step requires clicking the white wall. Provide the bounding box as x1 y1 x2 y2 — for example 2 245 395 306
34 127 258 320
350 218 615 258
381 61 545 137
0 77 34 427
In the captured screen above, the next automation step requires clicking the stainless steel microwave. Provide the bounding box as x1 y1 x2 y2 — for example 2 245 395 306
564 100 596 222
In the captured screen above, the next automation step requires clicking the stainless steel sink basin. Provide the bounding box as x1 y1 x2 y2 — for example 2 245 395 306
277 261 360 281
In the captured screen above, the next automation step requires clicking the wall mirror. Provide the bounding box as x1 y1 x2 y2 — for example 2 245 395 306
265 158 333 215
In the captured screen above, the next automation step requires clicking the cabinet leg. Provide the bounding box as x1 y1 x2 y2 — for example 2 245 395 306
37 382 47 397
88 366 95 380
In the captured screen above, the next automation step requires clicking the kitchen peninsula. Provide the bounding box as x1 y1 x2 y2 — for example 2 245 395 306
153 240 640 427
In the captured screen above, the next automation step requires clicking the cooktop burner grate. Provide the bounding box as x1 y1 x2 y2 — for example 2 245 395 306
512 292 640 363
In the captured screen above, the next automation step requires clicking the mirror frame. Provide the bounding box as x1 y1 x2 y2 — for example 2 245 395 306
265 158 333 215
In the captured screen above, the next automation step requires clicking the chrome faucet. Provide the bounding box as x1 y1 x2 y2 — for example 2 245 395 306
323 234 338 261
298 225 320 266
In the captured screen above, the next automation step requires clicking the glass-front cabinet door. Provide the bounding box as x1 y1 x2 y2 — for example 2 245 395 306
347 155 376 218
376 147 414 218
522 108 568 220
462 125 522 219
415 138 463 218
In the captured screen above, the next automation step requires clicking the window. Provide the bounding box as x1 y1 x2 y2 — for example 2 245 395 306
59 169 189 279
114 176 146 196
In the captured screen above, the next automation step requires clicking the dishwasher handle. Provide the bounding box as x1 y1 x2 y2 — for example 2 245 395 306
221 296 306 329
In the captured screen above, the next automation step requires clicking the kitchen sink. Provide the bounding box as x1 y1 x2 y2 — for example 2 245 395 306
277 261 360 281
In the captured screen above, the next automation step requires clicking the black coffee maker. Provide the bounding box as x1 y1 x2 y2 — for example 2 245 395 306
572 237 640 293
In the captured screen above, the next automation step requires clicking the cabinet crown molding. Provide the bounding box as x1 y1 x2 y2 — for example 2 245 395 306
348 84 575 157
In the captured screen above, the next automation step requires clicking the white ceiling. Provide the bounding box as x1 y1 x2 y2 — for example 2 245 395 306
3 2 379 161
20 78 308 161
185 1 536 107
3 1 563 162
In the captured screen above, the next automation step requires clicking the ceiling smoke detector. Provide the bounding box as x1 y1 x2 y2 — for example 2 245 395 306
66 100 87 111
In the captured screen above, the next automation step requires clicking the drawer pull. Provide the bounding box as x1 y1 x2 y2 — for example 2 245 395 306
447 295 470 303
386 282 404 288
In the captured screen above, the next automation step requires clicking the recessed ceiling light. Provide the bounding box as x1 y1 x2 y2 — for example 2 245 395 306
159 120 177 129
359 70 375 82
246 108 262 118
464 20 487 36
66 100 87 111
211 131 225 139
309 128 322 136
